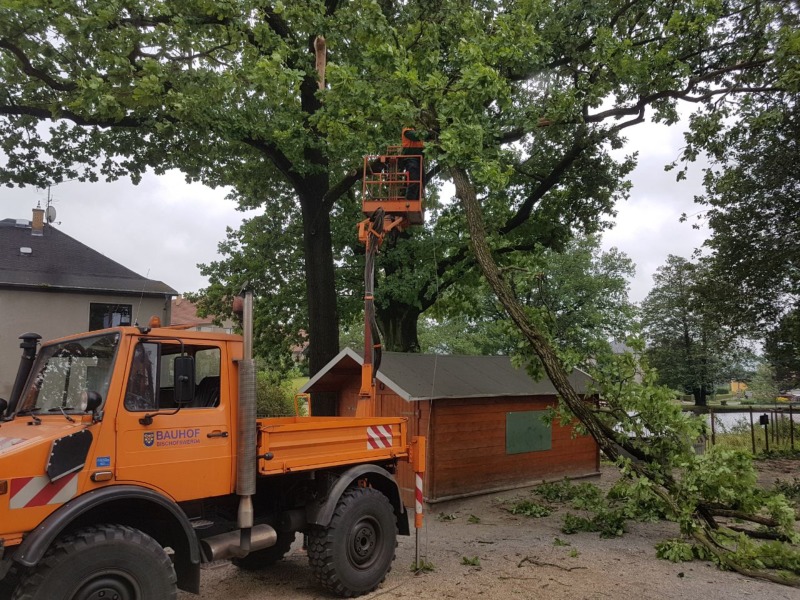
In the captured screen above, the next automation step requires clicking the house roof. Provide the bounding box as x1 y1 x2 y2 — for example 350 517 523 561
0 218 176 296
171 296 212 326
301 347 593 401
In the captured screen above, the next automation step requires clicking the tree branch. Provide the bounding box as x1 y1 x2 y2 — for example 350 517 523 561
0 39 77 92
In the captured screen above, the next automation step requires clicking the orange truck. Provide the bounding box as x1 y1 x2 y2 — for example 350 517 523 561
0 292 423 599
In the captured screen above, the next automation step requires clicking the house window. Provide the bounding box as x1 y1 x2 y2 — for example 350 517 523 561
506 410 552 454
89 303 132 330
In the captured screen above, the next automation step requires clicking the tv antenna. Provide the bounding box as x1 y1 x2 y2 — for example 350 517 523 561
44 186 60 225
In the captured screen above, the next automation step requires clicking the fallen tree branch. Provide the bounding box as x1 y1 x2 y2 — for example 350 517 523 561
453 165 800 589
517 556 587 572
705 509 780 528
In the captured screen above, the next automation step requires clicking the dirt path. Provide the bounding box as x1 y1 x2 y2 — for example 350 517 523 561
183 461 800 600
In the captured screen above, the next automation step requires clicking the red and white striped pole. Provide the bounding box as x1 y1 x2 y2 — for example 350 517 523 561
411 436 427 568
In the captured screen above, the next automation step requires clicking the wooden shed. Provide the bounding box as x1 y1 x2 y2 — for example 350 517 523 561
301 349 599 506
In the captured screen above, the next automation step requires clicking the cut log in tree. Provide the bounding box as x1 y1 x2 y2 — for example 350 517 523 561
453 166 800 587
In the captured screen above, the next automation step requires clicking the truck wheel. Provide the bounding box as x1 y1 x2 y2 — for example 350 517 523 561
0 564 20 599
232 532 296 570
308 487 397 597
11 524 176 600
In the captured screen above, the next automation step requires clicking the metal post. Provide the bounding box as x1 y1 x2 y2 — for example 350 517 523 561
791 405 795 452
771 410 775 444
710 408 716 446
750 407 756 454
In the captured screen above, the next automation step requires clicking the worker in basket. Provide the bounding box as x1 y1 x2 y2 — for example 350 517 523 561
400 127 431 201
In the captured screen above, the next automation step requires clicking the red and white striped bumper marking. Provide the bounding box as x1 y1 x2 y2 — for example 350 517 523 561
0 437 24 451
366 425 393 450
10 474 79 509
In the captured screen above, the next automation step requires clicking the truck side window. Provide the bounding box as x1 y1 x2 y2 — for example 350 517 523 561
193 348 221 408
158 345 221 409
124 342 158 412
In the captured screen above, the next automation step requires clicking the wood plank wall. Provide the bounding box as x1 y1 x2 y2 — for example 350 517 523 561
428 396 598 501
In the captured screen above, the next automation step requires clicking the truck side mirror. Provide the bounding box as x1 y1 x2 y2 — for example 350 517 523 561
174 356 195 405
85 391 102 413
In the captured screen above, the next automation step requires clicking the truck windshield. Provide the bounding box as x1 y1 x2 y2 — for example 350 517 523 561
16 333 119 414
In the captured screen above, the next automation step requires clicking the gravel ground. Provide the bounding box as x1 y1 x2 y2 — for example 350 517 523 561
182 460 800 600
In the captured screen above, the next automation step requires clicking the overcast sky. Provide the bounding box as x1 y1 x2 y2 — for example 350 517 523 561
1 118 708 304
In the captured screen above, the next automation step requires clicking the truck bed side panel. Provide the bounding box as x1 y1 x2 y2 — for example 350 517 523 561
257 417 408 475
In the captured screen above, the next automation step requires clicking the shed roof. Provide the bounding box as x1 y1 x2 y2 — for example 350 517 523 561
301 347 593 401
0 218 176 296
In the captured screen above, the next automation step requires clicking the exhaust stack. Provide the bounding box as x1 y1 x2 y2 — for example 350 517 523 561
6 332 41 415
236 289 257 555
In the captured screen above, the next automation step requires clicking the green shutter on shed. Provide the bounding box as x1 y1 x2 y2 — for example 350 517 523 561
506 410 552 454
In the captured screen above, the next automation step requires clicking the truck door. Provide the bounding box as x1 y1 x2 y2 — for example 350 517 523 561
115 340 234 500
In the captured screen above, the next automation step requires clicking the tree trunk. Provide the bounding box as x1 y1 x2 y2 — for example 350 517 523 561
299 189 339 377
376 303 422 352
297 51 340 385
693 386 708 406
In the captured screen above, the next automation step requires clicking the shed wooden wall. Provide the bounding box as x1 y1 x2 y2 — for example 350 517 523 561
426 396 598 502
335 383 598 506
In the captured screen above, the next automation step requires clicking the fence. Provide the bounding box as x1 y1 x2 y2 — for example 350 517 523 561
698 406 797 454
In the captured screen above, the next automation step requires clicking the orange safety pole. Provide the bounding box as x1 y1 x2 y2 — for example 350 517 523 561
412 436 427 568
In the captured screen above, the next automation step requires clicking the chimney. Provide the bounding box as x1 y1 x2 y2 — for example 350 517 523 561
31 207 44 236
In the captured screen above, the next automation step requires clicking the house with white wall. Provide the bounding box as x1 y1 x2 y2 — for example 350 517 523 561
0 208 176 399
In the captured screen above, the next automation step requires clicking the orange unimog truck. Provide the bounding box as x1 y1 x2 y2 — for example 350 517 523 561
0 291 424 600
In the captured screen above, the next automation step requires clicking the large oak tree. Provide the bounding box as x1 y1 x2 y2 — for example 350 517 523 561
1 0 790 376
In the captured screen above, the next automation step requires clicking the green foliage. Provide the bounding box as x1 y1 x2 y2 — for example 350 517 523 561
587 351 706 476
675 447 798 541
641 255 746 406
461 556 481 567
467 514 481 524
561 510 627 538
411 559 435 573
534 480 604 511
679 447 758 515
773 477 800 504
716 532 800 576
764 309 800 390
425 236 636 362
607 478 668 523
436 512 457 522
255 370 300 418
568 549 580 558
553 537 570 547
656 539 699 563
748 363 782 405
508 500 552 518
685 30 800 334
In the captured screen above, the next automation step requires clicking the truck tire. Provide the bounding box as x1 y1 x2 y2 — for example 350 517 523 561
11 524 177 600
0 564 20 600
231 532 295 570
308 487 397 597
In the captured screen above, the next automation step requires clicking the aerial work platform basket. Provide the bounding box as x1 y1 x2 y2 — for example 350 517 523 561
361 145 424 225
